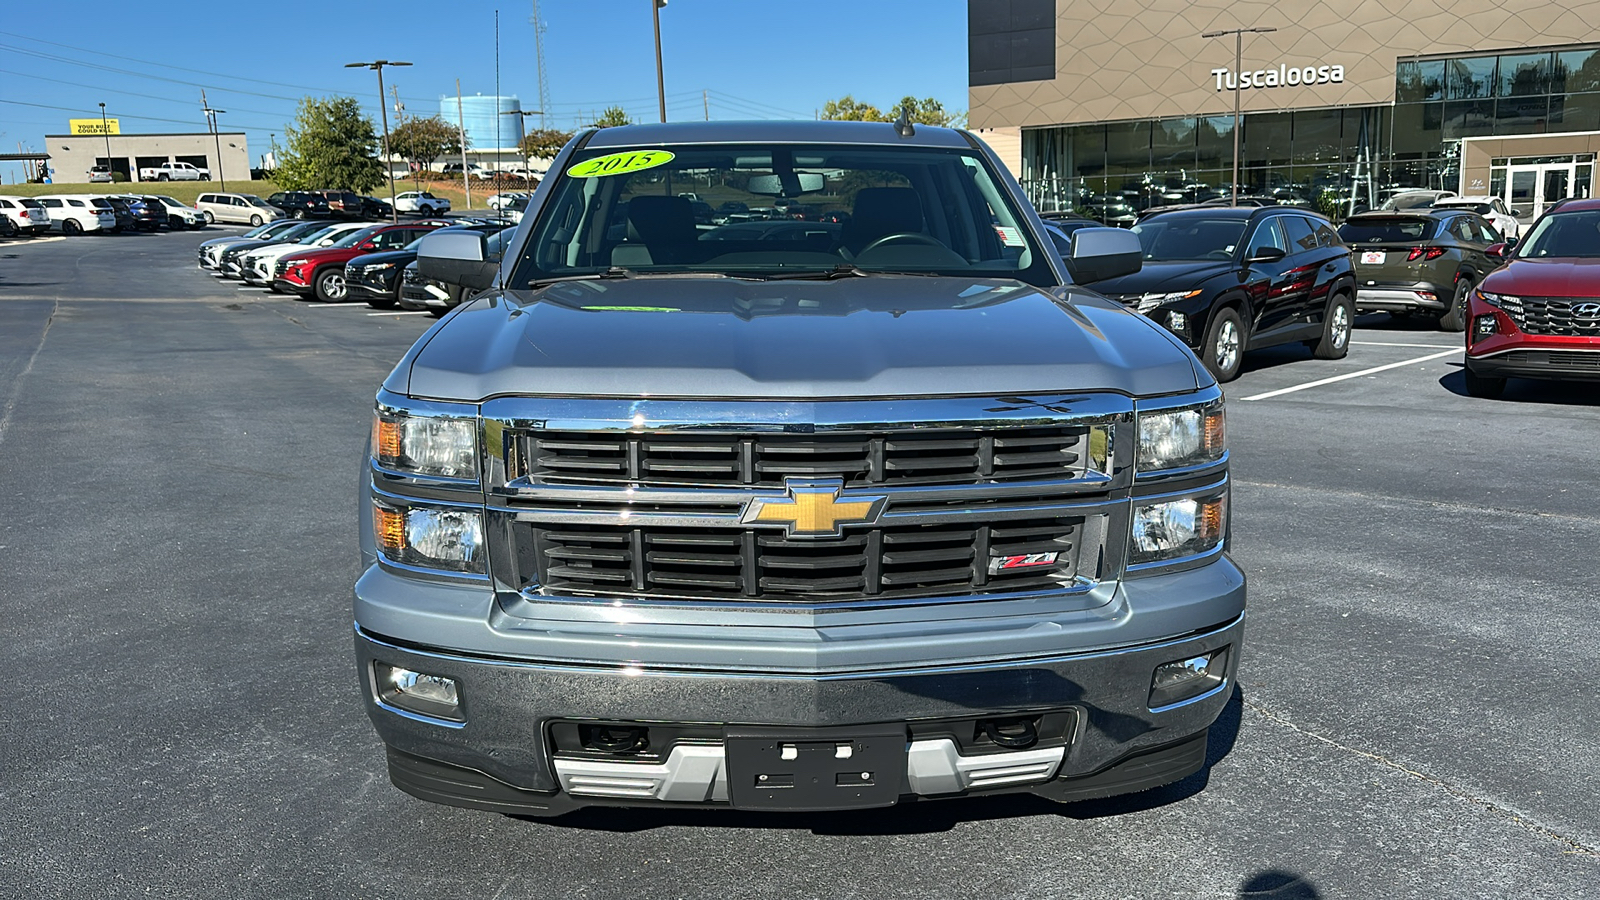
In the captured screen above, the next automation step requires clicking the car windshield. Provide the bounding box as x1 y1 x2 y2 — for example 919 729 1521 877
158 196 183 208
1438 202 1494 215
331 226 383 248
247 196 274 208
1337 218 1438 243
512 142 1050 285
1385 193 1442 210
1515 209 1600 259
1129 216 1248 261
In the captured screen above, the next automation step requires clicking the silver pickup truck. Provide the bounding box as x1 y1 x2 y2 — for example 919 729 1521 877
355 120 1244 815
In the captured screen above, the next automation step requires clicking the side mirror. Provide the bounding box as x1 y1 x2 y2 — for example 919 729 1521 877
359 241 377 250
1247 246 1286 264
417 230 498 292
1509 207 1524 217
1066 226 1142 283
1485 242 1508 261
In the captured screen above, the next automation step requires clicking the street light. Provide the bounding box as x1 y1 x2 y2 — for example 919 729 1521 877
499 108 547 184
651 0 667 123
346 60 412 223
1201 26 1276 207
97 102 112 180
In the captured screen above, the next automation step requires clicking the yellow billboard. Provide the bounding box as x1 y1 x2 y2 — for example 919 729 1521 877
69 118 121 136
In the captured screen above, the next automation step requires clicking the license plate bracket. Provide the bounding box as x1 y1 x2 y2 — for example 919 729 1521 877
724 725 907 811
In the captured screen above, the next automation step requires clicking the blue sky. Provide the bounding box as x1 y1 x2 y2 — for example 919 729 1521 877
0 0 968 183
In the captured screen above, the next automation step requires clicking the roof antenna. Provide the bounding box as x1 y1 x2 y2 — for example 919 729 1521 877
893 106 915 138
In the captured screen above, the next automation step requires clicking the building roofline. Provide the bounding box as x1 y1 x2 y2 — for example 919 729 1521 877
45 132 247 139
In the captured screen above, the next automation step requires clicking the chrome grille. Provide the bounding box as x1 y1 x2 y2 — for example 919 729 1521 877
522 516 1083 602
521 427 1093 488
1514 298 1600 336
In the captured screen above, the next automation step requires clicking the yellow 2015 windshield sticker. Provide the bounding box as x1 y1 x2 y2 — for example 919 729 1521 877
566 150 676 178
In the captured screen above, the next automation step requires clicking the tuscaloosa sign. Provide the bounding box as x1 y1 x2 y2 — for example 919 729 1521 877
1212 64 1345 92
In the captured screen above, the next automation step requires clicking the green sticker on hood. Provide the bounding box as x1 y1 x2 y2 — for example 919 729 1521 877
566 150 676 178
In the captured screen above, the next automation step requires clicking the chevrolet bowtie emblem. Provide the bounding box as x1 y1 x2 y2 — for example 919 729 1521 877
740 479 886 539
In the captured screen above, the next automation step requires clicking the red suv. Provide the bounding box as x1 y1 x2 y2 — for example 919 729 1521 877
274 222 448 301
1465 198 1600 398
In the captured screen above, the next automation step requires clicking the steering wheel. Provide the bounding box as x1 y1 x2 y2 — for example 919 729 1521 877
1205 249 1235 261
857 232 945 255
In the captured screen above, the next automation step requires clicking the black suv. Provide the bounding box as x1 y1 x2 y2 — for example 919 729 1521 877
1084 206 1357 381
314 190 366 219
268 191 333 220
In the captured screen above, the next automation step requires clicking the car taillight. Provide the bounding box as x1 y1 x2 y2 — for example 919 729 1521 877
18 210 28 219
1406 247 1447 262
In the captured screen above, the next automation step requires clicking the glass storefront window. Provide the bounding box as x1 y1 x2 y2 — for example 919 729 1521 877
1550 92 1600 132
1071 125 1105 178
1392 103 1444 156
1444 99 1496 138
1196 116 1234 171
1292 110 1342 165
1152 117 1197 171
1447 56 1498 100
1397 59 1445 103
1555 48 1600 94
1498 52 1552 96
1105 121 1151 173
1243 111 1292 168
1493 96 1552 135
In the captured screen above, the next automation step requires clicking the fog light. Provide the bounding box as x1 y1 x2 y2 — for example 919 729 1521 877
1474 314 1499 341
374 661 463 723
1167 310 1187 332
1149 646 1229 709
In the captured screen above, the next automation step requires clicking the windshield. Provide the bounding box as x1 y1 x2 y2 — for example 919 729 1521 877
1438 202 1493 215
247 196 274 208
1515 210 1600 258
158 196 183 208
511 142 1050 285
331 226 382 248
1337 218 1438 243
1130 216 1248 261
1385 193 1443 210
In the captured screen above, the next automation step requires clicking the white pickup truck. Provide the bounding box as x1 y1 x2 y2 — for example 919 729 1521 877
138 161 210 182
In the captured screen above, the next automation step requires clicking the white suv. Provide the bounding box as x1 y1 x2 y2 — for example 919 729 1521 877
0 196 51 236
33 195 116 235
394 191 451 214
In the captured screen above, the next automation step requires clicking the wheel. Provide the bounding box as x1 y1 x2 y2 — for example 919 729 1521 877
157 173 170 182
314 268 348 302
419 205 434 216
168 215 182 229
366 295 397 310
1202 307 1246 383
62 218 81 235
293 208 306 219
0 216 15 238
1311 293 1354 360
1464 367 1506 399
1438 278 1471 332
249 214 264 227
202 210 215 224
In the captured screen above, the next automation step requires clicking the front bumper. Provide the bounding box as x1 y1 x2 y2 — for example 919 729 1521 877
346 268 400 299
354 560 1244 814
1467 346 1600 381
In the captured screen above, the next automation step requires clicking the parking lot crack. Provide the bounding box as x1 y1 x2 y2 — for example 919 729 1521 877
0 298 58 449
1243 695 1600 857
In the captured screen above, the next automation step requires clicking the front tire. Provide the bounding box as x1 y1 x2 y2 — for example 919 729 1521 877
1203 307 1246 383
1311 293 1354 360
419 205 434 216
314 268 348 302
249 214 264 227
1464 367 1506 399
1439 279 1471 332
202 210 215 224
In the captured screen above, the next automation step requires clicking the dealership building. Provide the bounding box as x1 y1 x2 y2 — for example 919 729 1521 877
969 0 1600 222
43 125 250 184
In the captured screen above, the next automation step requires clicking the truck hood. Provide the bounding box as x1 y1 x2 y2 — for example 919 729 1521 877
395 275 1203 401
1481 257 1600 298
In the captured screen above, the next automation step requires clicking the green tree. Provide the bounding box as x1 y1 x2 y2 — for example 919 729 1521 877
389 116 463 172
521 127 575 160
274 96 384 192
590 106 633 128
892 96 959 127
821 95 888 122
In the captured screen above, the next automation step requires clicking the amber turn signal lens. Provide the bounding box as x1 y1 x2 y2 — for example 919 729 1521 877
1203 407 1226 456
1200 495 1226 541
374 506 406 553
375 417 403 462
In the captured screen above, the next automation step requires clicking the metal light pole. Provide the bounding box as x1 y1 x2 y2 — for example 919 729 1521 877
1202 26 1276 207
499 108 546 182
652 0 667 123
346 60 412 223
97 102 112 178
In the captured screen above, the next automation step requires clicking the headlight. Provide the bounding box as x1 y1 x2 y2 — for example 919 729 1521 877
365 262 396 272
1130 493 1227 565
373 409 479 479
1477 290 1522 311
1137 401 1225 472
1137 289 1202 312
374 503 484 573
281 257 310 268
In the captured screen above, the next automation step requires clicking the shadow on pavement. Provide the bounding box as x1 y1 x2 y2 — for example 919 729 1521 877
1438 365 1600 407
1238 868 1324 898
525 687 1246 836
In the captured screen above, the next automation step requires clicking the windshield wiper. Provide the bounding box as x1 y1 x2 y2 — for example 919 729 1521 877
528 267 637 289
757 264 945 281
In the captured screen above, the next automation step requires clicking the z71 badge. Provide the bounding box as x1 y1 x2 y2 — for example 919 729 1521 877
989 551 1060 574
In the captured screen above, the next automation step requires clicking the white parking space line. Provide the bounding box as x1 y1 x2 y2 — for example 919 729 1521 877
367 311 430 317
302 303 368 310
1240 349 1460 401
1351 340 1461 349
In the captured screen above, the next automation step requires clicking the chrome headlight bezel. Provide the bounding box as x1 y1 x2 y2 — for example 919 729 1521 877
372 397 481 482
1135 396 1226 476
1136 289 1203 313
1128 486 1229 568
372 498 486 575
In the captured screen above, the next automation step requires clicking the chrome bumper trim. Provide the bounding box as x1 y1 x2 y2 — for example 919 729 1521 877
552 739 1064 802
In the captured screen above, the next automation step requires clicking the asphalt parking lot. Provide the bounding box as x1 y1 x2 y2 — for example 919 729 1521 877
3 228 1598 899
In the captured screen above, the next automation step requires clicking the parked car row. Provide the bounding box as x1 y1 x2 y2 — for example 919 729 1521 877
0 193 205 236
192 215 510 316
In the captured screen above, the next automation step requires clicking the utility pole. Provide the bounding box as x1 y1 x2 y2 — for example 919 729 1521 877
97 102 112 178
652 0 667 123
1201 26 1276 207
456 79 472 210
201 90 227 191
345 60 412 222
501 108 547 185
